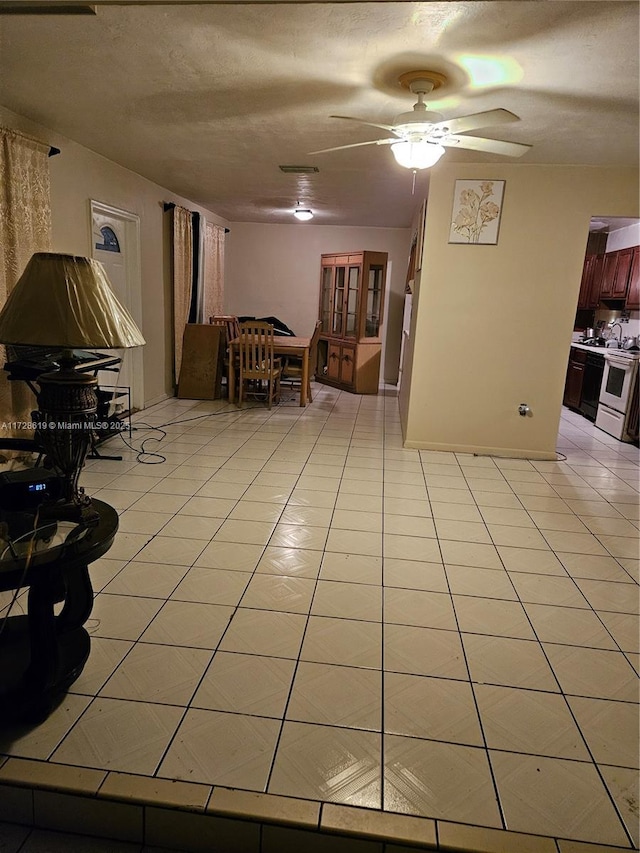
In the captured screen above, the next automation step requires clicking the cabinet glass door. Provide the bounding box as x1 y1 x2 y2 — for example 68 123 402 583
320 267 332 333
332 266 345 335
364 265 384 337
345 266 359 337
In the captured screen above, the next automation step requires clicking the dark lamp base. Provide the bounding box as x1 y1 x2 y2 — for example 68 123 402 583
35 364 99 509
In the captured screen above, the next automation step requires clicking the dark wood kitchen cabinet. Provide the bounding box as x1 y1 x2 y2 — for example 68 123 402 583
611 247 633 299
577 254 604 309
625 246 640 309
563 347 587 410
599 251 619 298
577 256 594 309
315 250 388 394
599 247 634 301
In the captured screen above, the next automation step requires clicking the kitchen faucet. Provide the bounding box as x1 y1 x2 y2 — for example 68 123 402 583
609 322 623 344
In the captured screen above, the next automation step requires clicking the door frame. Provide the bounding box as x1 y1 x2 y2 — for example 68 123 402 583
89 199 144 411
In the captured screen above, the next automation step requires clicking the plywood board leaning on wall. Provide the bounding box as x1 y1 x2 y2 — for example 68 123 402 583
177 324 224 399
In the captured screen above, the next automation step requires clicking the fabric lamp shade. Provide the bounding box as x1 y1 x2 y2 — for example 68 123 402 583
0 252 145 349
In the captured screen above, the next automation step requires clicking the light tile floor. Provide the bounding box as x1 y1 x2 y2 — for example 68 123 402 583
1 386 638 849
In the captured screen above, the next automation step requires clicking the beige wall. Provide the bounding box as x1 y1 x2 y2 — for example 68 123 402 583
225 223 411 384
0 106 228 405
400 163 640 460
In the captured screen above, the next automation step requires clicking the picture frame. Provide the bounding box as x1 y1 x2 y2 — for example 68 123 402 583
406 231 417 286
415 199 427 270
449 179 505 245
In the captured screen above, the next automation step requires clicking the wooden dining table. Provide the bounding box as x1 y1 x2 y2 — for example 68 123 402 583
228 335 312 407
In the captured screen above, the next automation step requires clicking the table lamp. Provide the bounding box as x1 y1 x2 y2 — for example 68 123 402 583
0 252 145 520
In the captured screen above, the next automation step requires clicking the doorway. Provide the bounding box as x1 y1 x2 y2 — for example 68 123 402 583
89 200 144 411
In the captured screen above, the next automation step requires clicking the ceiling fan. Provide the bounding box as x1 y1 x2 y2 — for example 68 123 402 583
309 71 532 170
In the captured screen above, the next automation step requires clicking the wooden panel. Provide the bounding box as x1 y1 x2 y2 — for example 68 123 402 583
327 343 341 381
564 362 584 409
348 254 363 263
340 345 355 386
612 247 633 298
577 256 593 309
626 247 640 310
599 252 618 297
588 254 605 308
177 324 224 399
354 343 381 394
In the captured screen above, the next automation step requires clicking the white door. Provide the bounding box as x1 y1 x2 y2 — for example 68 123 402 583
90 201 144 411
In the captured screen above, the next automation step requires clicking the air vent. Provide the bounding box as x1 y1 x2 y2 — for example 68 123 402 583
279 165 319 174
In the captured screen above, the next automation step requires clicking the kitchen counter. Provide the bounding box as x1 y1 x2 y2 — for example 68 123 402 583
570 341 640 359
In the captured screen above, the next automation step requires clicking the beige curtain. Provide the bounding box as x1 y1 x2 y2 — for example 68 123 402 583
202 221 225 320
172 205 193 383
0 128 53 434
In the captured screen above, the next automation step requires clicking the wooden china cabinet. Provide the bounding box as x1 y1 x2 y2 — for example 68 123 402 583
315 250 388 394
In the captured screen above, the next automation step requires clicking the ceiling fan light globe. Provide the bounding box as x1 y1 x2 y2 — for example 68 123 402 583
391 141 445 169
294 208 314 221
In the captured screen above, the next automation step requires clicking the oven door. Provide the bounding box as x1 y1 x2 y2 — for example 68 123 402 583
599 353 635 413
595 403 628 440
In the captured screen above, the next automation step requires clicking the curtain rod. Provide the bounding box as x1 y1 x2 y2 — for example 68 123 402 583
163 202 230 233
1 126 60 157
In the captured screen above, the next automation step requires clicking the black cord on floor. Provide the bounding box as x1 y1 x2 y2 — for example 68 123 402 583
108 401 272 464
472 451 568 463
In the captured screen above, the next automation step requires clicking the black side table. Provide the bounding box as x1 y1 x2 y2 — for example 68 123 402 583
0 499 118 725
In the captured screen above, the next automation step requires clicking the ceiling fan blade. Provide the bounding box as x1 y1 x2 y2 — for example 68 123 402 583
434 108 521 135
442 134 532 157
330 115 399 134
309 138 395 155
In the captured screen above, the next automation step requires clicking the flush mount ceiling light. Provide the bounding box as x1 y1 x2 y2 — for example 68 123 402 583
294 207 313 221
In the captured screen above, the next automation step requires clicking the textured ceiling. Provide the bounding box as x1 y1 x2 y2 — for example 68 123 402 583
0 1 638 227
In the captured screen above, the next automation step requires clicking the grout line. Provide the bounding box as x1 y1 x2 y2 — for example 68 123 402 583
2 393 637 849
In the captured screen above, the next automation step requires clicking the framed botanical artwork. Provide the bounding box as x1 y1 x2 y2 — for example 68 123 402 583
449 180 505 245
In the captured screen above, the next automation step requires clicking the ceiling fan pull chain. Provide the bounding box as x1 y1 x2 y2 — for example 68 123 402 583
411 170 417 195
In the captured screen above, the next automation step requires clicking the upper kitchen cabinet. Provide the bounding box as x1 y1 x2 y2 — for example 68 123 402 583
577 232 606 310
577 254 604 309
612 247 633 299
599 251 619 298
316 250 388 394
599 247 635 301
626 246 640 309
579 245 639 308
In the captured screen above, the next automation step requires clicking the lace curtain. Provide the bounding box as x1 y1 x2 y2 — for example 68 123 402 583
202 221 225 320
171 207 226 385
0 128 53 433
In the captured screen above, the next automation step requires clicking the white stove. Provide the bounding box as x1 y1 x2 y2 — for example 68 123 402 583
595 349 639 441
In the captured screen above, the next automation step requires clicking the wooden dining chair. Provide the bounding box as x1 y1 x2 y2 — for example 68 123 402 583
209 315 241 395
236 321 282 409
281 320 322 403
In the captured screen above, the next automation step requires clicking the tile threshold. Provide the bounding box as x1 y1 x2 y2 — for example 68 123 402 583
0 757 633 853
